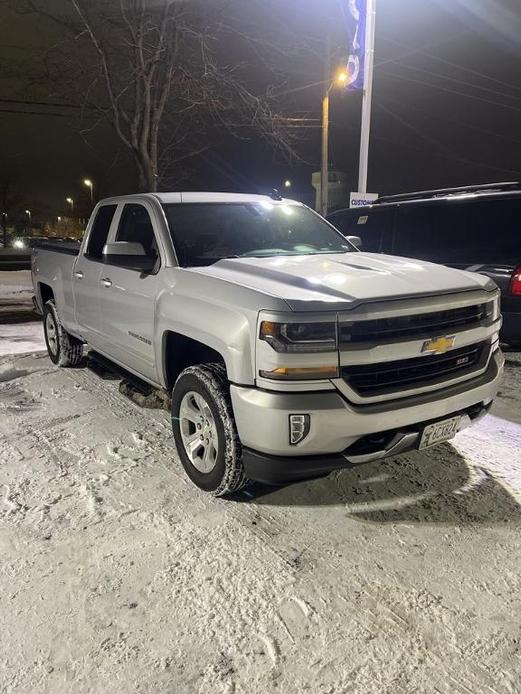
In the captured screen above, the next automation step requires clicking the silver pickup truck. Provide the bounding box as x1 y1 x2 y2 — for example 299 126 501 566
32 192 504 495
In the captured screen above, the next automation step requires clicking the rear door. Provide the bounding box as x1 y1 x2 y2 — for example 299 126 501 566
73 204 118 347
98 202 162 383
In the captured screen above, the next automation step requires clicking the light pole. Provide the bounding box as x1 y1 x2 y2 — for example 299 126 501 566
1 212 7 248
321 68 349 217
66 197 74 215
25 209 31 233
358 0 377 194
83 179 94 205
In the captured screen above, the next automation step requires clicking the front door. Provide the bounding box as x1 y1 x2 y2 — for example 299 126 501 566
73 204 118 348
99 202 161 383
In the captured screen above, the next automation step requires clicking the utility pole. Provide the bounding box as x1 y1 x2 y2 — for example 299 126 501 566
358 0 377 194
1 213 7 248
320 35 331 217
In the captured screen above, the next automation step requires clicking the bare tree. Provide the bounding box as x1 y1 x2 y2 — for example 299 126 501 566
13 0 313 192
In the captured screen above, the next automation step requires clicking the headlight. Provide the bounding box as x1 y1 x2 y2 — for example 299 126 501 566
260 321 336 353
483 292 500 321
492 293 501 321
13 239 25 249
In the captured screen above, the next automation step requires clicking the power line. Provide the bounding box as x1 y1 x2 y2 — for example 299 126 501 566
381 36 521 94
380 96 521 149
376 101 521 177
389 61 521 104
0 108 84 119
379 70 521 113
0 98 87 110
376 31 469 69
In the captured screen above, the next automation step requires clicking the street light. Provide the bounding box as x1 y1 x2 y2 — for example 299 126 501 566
66 197 74 214
57 216 62 222
320 67 351 217
83 178 94 204
284 179 292 189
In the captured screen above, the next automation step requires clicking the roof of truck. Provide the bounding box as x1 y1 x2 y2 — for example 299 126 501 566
153 192 299 204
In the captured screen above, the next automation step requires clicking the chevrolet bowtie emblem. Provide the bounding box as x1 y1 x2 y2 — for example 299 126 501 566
421 335 456 354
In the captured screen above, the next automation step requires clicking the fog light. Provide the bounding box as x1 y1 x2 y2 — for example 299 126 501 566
289 414 310 445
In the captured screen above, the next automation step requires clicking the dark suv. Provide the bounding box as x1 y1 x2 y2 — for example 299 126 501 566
328 182 521 346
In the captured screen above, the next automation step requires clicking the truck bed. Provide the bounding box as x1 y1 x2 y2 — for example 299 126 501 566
35 241 80 256
32 244 80 331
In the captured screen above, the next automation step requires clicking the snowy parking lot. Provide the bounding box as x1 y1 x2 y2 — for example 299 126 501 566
1 275 521 693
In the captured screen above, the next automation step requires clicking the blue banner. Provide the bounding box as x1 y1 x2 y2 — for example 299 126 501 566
346 0 366 91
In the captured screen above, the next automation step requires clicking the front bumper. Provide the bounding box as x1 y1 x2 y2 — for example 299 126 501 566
242 401 491 484
230 348 504 482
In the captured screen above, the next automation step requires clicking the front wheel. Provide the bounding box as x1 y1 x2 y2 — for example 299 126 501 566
171 363 247 496
43 300 83 367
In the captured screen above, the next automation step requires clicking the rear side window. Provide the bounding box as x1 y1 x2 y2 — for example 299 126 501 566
394 199 520 264
329 208 393 253
466 199 520 264
352 209 394 252
86 204 117 260
116 204 158 257
328 210 357 235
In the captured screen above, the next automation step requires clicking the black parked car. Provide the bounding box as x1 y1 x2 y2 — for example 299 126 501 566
328 182 521 346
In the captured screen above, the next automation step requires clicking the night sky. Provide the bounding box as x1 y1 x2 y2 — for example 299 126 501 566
1 0 521 220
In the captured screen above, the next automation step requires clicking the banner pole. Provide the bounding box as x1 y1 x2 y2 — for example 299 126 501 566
320 33 331 217
358 0 376 194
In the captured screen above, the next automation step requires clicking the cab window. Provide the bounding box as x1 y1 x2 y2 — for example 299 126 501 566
85 204 117 260
116 204 159 258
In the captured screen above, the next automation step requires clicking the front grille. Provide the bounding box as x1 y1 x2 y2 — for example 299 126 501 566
342 341 489 397
339 303 492 345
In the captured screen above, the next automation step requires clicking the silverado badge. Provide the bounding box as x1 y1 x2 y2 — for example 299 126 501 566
421 335 456 354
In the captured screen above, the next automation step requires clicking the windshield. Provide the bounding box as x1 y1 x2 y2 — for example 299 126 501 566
162 202 355 267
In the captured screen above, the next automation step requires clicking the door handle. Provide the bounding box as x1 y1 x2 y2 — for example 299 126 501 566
100 278 112 288
74 270 84 279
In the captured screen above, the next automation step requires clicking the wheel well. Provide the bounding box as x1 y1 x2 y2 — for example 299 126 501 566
39 283 54 306
164 332 226 391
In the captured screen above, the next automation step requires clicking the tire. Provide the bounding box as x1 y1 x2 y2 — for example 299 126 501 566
43 300 83 367
171 363 247 496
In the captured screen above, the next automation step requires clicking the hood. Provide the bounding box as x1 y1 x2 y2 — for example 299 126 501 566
190 252 492 311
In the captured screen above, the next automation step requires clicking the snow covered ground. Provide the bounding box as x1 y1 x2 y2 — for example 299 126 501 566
0 269 34 298
0 270 46 355
1 345 521 693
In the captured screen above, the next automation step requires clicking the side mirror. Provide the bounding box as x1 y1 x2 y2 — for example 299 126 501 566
102 241 157 272
346 235 362 250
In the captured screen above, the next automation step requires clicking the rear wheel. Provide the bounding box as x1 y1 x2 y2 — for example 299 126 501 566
43 300 83 367
171 363 247 496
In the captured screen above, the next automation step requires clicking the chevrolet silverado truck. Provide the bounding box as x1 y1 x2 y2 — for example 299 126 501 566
32 192 504 496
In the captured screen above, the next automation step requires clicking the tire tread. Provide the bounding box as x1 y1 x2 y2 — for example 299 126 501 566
44 301 83 367
173 362 248 496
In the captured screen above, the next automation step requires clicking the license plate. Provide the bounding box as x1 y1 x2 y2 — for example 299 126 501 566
419 416 461 450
